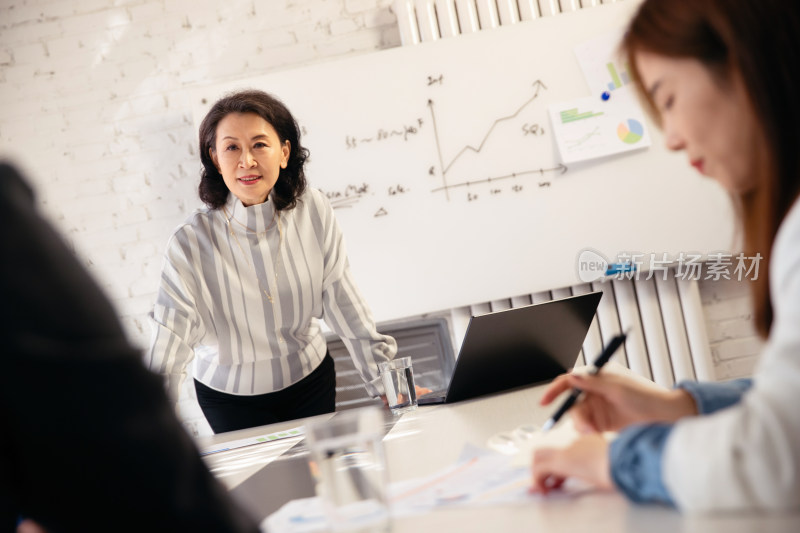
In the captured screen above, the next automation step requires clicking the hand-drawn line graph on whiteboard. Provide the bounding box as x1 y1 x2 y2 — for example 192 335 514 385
319 76 569 214
427 79 568 200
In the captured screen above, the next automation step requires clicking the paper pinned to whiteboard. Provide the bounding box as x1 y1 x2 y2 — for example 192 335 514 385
574 30 634 96
548 86 651 164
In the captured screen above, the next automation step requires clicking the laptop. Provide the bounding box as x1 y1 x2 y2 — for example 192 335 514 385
418 292 602 405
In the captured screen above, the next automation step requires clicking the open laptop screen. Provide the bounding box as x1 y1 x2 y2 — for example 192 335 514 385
422 292 602 405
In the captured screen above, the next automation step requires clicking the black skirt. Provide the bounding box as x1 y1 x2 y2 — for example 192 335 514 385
194 352 336 433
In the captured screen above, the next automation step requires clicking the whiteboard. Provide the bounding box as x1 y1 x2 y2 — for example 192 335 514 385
189 1 734 322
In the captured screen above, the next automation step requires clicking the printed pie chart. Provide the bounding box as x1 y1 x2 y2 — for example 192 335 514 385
617 119 644 144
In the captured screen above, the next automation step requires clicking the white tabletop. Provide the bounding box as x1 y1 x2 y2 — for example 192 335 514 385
200 380 800 532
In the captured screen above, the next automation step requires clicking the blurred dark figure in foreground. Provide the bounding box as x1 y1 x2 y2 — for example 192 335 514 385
0 162 260 533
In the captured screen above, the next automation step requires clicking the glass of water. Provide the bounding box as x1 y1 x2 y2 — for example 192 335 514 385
379 356 418 415
304 407 390 532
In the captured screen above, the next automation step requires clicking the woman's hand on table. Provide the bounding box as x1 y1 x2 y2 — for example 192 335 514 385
529 433 613 494
380 385 433 406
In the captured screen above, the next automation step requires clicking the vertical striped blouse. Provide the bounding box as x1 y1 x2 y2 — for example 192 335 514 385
146 187 397 403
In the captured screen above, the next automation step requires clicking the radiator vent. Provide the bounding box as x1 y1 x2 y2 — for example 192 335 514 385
449 273 714 388
392 0 615 45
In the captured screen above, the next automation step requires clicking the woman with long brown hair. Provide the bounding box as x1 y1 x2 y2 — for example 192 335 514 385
531 0 800 511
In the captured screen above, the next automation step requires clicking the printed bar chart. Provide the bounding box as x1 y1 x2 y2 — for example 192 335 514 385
560 107 605 124
606 62 631 91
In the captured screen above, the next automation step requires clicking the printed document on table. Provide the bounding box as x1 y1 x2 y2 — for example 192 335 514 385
262 442 590 532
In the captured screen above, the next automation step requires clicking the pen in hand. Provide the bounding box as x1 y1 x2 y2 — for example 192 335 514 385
541 330 629 433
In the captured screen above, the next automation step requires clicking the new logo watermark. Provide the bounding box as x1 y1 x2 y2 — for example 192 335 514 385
576 249 761 283
576 249 636 283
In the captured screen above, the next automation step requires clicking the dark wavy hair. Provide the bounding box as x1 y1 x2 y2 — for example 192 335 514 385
623 0 800 338
198 89 309 211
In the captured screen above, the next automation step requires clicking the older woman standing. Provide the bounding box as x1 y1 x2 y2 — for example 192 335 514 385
148 90 400 433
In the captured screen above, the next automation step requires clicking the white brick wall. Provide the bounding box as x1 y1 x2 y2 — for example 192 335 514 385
697 277 764 380
0 0 400 436
0 0 763 437
0 0 399 336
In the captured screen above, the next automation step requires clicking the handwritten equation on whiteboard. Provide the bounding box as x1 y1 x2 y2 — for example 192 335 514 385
315 75 566 218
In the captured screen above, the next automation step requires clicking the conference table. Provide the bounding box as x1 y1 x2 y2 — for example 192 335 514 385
199 381 800 533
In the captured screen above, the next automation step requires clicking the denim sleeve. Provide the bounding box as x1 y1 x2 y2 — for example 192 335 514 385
609 379 754 504
609 424 674 505
677 378 753 415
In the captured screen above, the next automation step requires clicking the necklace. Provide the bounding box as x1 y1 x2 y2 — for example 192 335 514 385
223 207 283 305
222 204 277 234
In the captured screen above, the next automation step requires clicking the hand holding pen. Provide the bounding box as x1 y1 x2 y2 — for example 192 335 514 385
541 331 629 433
